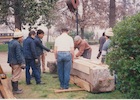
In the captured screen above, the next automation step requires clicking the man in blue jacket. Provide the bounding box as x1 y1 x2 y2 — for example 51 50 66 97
23 31 43 85
7 29 25 94
34 29 53 82
101 28 114 64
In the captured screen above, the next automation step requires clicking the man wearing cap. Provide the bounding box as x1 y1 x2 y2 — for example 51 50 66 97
74 35 92 59
101 28 114 64
54 27 74 89
7 29 25 94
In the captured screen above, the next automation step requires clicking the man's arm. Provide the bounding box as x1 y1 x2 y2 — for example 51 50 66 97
76 43 85 57
36 39 50 52
54 46 57 59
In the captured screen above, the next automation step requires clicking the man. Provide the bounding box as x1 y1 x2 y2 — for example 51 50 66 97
74 35 92 59
40 39 47 73
23 31 42 85
34 29 52 82
101 28 114 64
7 29 25 94
54 27 74 89
40 51 46 73
97 32 106 59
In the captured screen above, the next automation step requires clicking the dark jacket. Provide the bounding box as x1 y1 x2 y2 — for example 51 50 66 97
34 36 50 56
99 36 106 51
7 39 25 65
23 37 38 59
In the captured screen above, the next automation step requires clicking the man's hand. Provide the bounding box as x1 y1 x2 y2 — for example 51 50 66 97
35 59 39 64
74 55 79 59
9 64 12 67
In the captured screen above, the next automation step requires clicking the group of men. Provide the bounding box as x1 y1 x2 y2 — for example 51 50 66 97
7 27 113 94
8 29 52 94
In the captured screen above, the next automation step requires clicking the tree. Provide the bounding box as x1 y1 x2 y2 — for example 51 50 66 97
55 0 109 38
109 0 116 28
0 0 57 30
54 0 140 38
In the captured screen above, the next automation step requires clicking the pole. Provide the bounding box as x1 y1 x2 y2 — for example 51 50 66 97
76 9 78 35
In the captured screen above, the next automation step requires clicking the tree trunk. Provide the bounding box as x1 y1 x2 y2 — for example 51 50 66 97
122 0 126 19
14 0 22 30
80 27 84 39
15 15 21 30
109 0 116 28
47 28 50 42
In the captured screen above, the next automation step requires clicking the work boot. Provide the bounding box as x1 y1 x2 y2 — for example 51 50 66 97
11 81 23 94
36 81 45 85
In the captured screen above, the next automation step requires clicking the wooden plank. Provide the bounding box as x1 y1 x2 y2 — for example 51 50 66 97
73 58 109 75
79 57 109 68
0 65 4 74
73 59 92 74
73 76 91 92
71 58 115 93
70 75 74 84
55 88 85 93
0 79 16 99
0 84 7 98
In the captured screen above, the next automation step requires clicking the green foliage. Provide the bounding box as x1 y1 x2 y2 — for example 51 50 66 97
88 40 98 45
0 0 9 24
46 42 54 49
106 13 140 99
84 31 94 40
0 44 8 52
0 0 58 29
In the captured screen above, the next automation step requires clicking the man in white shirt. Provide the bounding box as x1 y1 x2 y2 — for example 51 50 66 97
54 27 74 89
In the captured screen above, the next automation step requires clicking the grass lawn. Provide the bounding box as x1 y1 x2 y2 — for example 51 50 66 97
7 72 126 99
0 44 8 52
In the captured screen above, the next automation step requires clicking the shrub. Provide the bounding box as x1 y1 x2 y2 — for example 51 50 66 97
106 13 140 99
0 44 8 52
46 42 54 49
84 32 94 40
88 40 98 45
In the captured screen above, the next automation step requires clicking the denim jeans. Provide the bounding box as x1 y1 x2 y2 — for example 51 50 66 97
82 49 92 59
31 57 41 78
36 57 41 76
25 59 41 84
57 51 72 89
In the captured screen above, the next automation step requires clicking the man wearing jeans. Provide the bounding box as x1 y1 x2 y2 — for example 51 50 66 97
54 27 74 89
23 31 41 85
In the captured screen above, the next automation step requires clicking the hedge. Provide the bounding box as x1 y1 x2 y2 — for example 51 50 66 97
106 13 140 98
